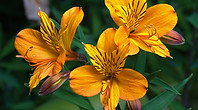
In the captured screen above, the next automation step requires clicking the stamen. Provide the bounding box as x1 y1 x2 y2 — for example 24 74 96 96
16 55 25 58
144 24 159 41
23 46 34 61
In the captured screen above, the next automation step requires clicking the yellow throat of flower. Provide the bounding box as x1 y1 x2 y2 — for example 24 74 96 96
112 0 147 33
84 44 129 77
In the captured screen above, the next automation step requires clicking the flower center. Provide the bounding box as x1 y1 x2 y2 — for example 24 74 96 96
84 44 129 78
112 0 147 32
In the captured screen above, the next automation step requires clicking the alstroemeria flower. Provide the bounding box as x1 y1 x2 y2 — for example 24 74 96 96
105 0 178 57
69 28 148 110
15 7 84 93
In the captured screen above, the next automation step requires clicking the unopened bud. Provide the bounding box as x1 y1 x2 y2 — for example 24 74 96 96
160 30 185 45
39 71 70 96
126 100 141 110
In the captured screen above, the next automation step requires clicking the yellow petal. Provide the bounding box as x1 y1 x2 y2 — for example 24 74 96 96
49 51 66 76
60 7 84 52
115 25 139 55
115 25 130 46
100 79 119 110
109 79 119 110
105 0 126 26
38 9 58 46
15 29 58 63
97 28 117 54
117 68 148 100
29 62 55 93
84 44 105 68
130 34 171 58
105 0 147 31
69 65 105 96
105 0 129 6
128 41 140 55
134 4 178 37
100 80 111 108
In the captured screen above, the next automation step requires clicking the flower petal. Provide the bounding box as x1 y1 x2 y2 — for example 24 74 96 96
134 4 178 37
117 68 148 100
105 0 147 31
15 29 58 63
97 28 117 53
29 62 55 93
105 0 129 6
84 44 105 67
128 41 140 55
109 79 119 109
160 30 185 45
29 50 65 93
49 51 66 76
130 35 171 58
38 9 58 46
100 79 119 110
69 65 105 96
115 25 130 46
115 25 139 55
105 0 127 26
60 7 84 53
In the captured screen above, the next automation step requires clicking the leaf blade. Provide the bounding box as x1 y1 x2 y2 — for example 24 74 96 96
150 77 181 95
142 74 193 110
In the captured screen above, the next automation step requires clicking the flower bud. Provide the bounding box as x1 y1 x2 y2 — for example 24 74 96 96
39 71 70 96
160 30 185 45
126 100 141 110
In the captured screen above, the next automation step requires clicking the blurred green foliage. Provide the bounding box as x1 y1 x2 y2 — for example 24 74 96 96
0 0 198 110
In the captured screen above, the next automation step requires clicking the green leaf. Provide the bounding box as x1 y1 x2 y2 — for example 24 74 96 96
142 74 193 110
135 50 146 75
0 70 19 87
146 70 162 81
119 99 126 110
0 36 15 59
169 101 185 110
88 94 103 110
35 98 79 110
75 26 91 65
72 37 84 49
0 22 3 50
150 77 180 95
77 25 86 43
53 87 94 110
51 18 60 30
51 8 62 22
0 58 31 71
187 13 198 29
12 101 34 110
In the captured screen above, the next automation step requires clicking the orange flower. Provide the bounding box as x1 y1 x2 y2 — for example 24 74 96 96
69 28 148 110
105 0 178 57
15 7 84 93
